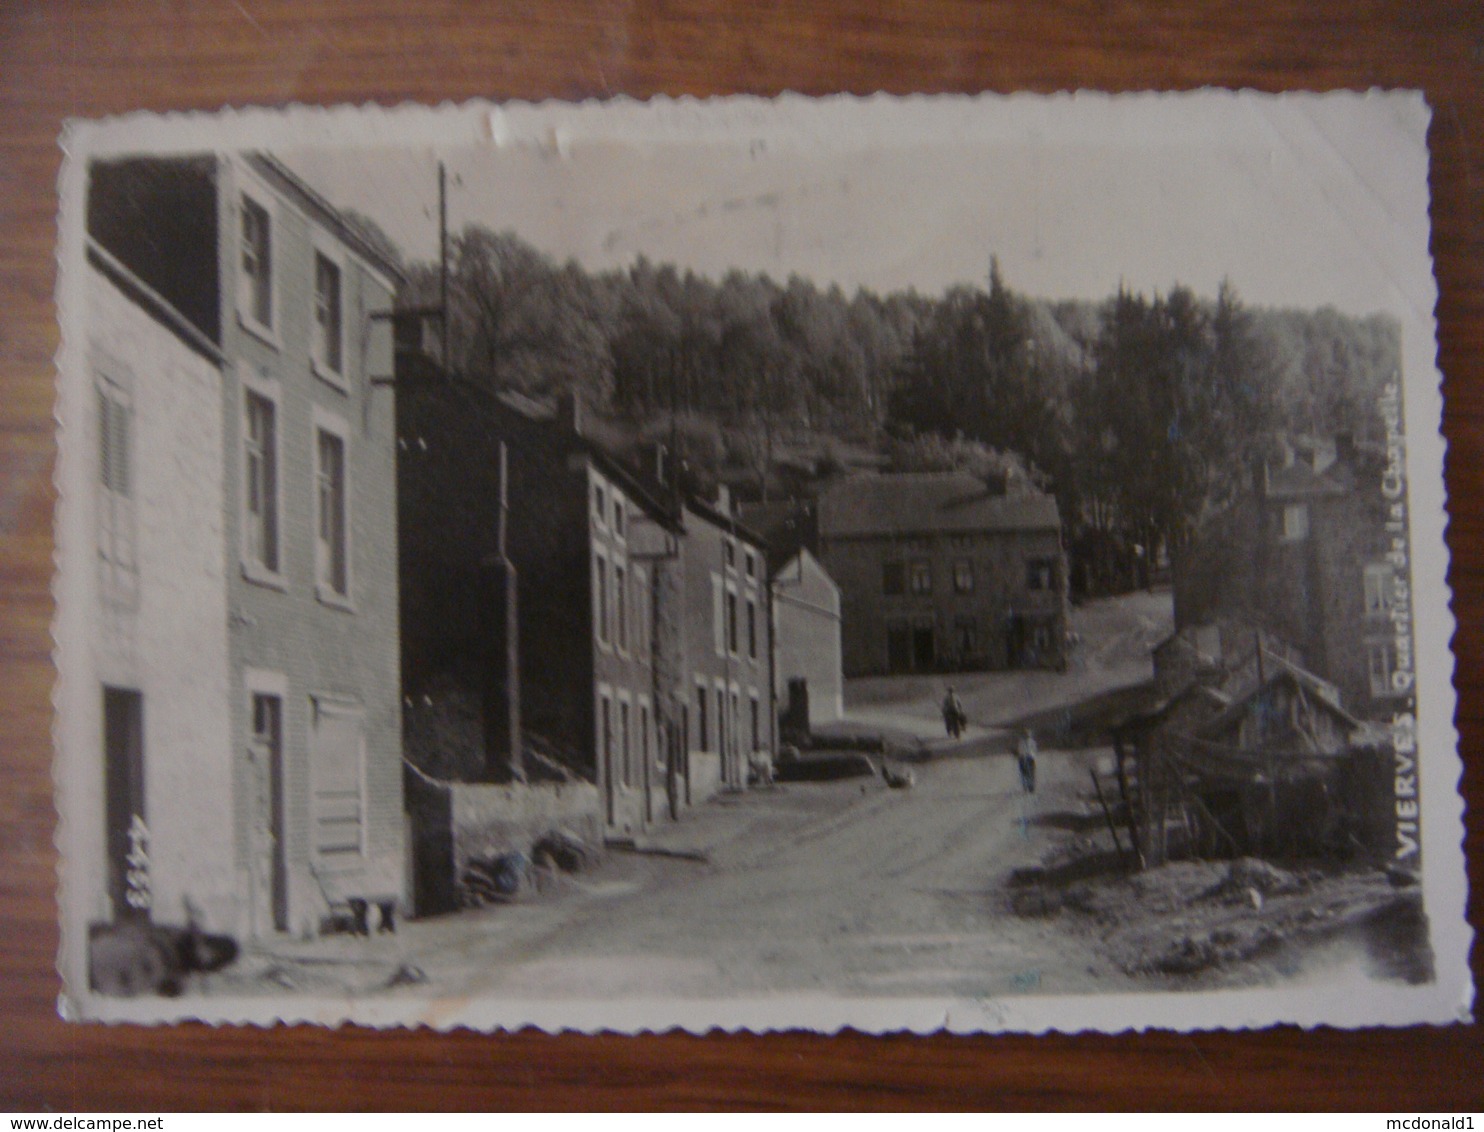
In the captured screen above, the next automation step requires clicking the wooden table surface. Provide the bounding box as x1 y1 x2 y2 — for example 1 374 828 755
1 0 1480 1111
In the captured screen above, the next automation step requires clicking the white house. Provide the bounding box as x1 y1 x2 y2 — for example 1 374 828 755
772 548 844 727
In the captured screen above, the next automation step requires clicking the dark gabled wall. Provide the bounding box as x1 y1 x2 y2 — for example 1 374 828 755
397 381 593 778
87 157 220 345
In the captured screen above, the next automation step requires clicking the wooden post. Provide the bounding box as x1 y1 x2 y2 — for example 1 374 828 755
1090 767 1127 864
1114 735 1146 869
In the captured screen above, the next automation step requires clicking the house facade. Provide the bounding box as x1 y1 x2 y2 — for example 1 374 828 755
399 387 782 845
772 548 844 729
1173 434 1407 721
398 388 685 842
75 153 406 951
815 472 1068 677
67 246 235 956
677 492 774 798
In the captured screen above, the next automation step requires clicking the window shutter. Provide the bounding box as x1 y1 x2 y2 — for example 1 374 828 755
311 701 364 858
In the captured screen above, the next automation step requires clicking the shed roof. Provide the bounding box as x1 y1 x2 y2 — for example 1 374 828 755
817 472 1060 538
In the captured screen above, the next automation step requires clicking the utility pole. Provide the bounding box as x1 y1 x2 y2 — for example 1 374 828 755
484 440 523 782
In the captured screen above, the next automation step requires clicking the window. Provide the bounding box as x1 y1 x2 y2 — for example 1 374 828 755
1368 641 1396 697
97 379 137 602
310 698 364 859
315 425 349 601
640 703 651 776
1282 503 1310 542
745 550 756 579
746 598 757 660
696 683 709 752
954 616 977 659
750 695 760 752
595 554 609 645
613 498 625 538
632 567 648 658
883 561 905 596
243 384 280 578
953 558 974 594
1364 563 1396 617
239 194 273 333
724 539 736 569
712 574 724 656
726 590 739 655
1026 557 1056 592
615 563 628 651
599 692 613 791
312 251 343 378
909 560 932 595
620 699 631 788
592 481 606 528
716 688 727 770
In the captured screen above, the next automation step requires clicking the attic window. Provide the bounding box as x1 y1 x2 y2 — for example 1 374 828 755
1281 503 1310 542
1026 557 1056 592
239 194 273 333
1364 563 1396 616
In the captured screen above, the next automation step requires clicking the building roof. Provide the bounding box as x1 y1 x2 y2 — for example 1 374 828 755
248 153 407 287
490 389 682 532
738 499 817 572
683 497 769 550
1197 662 1361 741
817 472 1060 539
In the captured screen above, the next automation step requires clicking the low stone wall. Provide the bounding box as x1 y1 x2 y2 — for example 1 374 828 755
405 762 601 916
451 780 602 879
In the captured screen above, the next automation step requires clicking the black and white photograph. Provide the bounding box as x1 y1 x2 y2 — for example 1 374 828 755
51 93 1471 1031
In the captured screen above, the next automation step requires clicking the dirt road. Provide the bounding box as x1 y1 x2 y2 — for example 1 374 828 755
396 747 1137 1001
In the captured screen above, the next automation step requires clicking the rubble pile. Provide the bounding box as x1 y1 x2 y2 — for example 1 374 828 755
461 828 599 908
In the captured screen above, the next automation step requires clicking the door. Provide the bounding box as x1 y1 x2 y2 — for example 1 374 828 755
912 620 936 671
886 623 911 673
600 694 616 829
248 693 288 934
103 687 147 922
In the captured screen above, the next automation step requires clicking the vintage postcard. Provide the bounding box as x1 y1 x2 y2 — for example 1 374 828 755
52 92 1471 1031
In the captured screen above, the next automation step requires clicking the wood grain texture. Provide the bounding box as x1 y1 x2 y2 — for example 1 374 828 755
1 0 1480 1110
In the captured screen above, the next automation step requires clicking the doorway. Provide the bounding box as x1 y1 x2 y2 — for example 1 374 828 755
912 620 936 671
103 686 147 922
248 692 288 934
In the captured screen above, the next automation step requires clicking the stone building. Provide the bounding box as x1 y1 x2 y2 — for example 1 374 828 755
398 384 780 858
815 472 1067 677
1172 434 1408 720
398 388 678 843
676 490 774 798
68 152 406 955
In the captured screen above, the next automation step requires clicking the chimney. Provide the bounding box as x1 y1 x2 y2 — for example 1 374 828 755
556 389 582 436
716 483 731 514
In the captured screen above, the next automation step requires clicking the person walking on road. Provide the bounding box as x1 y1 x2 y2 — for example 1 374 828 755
941 686 966 739
1015 729 1038 794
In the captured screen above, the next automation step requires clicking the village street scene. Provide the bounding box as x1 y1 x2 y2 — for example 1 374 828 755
63 128 1432 1010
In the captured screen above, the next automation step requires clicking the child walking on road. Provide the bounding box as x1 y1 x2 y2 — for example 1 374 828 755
1015 729 1038 794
